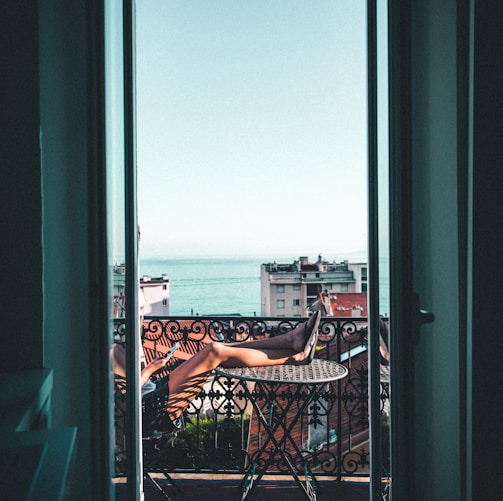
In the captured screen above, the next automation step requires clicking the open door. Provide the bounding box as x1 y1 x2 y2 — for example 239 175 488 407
387 1 465 499
106 1 142 499
367 1 391 499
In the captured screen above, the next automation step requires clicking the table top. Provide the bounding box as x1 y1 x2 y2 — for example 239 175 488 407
215 359 348 384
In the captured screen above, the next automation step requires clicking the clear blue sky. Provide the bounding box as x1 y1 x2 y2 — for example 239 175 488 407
136 0 368 259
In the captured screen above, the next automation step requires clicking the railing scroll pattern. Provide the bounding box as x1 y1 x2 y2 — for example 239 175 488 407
113 315 388 479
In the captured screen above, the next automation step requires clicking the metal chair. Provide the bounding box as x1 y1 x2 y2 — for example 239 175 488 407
113 373 182 500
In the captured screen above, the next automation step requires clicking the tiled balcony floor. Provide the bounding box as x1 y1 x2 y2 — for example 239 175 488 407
115 474 370 501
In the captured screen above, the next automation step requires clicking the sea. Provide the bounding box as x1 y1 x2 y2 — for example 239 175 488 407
140 256 265 316
138 252 389 317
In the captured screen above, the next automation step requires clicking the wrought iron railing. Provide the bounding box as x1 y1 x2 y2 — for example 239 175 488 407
114 315 390 479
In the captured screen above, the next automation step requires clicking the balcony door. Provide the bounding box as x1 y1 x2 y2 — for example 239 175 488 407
367 1 391 499
386 1 466 499
105 1 142 499
116 1 390 499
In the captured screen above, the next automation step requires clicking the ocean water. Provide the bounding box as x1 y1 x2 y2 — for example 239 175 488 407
140 257 265 316
139 252 387 317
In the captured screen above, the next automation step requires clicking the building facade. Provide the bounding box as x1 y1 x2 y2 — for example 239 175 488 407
260 255 367 317
112 266 170 318
140 274 170 316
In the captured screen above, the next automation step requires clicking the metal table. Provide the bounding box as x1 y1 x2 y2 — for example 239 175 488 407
215 359 348 501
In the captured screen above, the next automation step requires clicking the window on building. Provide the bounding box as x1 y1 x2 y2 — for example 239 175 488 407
163 284 167 290
293 284 301 291
276 284 285 293
276 299 285 309
293 299 300 306
163 299 167 305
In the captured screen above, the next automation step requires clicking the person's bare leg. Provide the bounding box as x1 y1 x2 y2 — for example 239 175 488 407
166 313 320 419
166 371 211 420
167 340 309 419
168 320 314 393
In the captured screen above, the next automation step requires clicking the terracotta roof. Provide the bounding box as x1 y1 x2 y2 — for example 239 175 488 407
325 292 368 317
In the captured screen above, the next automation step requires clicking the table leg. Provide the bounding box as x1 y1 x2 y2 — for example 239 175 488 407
240 381 324 501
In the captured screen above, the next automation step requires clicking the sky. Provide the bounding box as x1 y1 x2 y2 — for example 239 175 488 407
135 0 368 259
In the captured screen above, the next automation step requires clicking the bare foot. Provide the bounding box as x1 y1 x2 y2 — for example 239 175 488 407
289 350 312 365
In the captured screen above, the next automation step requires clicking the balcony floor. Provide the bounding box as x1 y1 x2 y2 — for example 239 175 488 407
115 474 370 501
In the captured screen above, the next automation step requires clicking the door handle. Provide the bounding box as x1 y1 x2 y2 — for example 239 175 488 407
412 293 435 344
419 309 435 324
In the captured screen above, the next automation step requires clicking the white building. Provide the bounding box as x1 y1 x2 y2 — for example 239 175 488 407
139 274 170 316
260 255 367 317
112 265 170 318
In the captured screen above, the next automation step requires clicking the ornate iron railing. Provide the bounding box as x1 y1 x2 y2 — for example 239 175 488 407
114 315 390 479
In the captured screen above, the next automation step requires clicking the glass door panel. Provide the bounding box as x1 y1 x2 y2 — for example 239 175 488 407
105 0 127 486
106 1 141 498
368 0 390 499
376 0 390 497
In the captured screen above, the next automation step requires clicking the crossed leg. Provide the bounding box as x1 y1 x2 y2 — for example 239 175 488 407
167 315 319 419
112 315 320 424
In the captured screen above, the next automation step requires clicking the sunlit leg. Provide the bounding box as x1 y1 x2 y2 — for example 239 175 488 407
166 342 306 418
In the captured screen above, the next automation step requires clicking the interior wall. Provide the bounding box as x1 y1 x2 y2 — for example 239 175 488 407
0 1 44 371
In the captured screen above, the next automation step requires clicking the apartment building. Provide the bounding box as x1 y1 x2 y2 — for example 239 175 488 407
139 274 170 316
112 266 170 318
260 255 367 316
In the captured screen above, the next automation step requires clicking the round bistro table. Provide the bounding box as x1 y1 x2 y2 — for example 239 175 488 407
215 359 348 501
